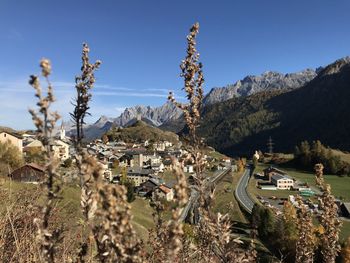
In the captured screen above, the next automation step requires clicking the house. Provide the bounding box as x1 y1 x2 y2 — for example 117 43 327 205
154 185 174 201
222 157 231 164
164 141 173 148
231 164 238 172
50 139 70 161
263 166 287 181
9 163 45 183
340 202 350 218
0 131 23 153
23 139 44 154
183 164 194 174
144 153 162 165
151 163 165 174
137 178 160 197
132 153 144 167
217 163 228 171
271 174 294 190
127 167 154 186
98 150 112 161
163 159 172 170
153 142 166 152
119 154 133 167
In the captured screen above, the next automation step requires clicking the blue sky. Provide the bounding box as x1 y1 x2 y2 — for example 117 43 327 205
1 0 350 129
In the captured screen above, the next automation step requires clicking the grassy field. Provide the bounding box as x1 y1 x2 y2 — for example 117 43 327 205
130 197 155 240
0 178 156 241
251 163 350 242
254 163 350 201
211 170 278 261
340 220 350 242
211 170 247 224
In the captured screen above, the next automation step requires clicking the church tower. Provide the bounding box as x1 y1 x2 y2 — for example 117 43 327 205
60 121 66 140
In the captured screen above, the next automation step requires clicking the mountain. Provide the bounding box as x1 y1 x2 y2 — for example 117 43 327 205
198 57 350 156
113 102 182 127
61 63 325 141
105 120 179 144
203 69 317 105
64 116 115 140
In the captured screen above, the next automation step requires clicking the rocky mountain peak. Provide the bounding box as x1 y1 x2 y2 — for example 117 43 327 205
317 56 350 77
203 68 317 105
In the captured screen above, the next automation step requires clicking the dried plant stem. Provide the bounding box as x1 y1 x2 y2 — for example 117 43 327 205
29 59 61 263
295 195 315 263
315 163 342 263
169 22 256 262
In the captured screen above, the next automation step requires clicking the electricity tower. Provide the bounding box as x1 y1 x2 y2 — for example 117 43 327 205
267 136 274 154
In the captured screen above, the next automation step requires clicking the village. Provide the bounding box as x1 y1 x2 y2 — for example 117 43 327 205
0 123 234 204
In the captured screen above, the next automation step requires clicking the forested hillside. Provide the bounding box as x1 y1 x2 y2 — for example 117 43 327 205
199 57 350 156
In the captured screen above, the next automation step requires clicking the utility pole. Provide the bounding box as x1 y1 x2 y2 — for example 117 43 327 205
267 136 274 154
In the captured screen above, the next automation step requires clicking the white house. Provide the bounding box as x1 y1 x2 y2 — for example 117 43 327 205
164 141 173 148
0 131 23 153
271 174 294 190
151 163 165 174
50 139 70 161
154 185 174 201
183 165 194 174
153 142 165 152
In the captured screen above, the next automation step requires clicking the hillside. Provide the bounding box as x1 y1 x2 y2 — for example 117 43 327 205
104 120 179 143
199 57 350 156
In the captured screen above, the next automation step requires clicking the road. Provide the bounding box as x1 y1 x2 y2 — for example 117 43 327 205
179 167 232 222
235 166 255 213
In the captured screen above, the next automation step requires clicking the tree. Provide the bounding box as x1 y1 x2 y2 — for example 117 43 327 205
62 158 72 168
251 204 263 231
0 141 24 176
24 147 45 165
124 179 135 203
278 201 298 261
112 160 119 169
120 166 127 185
102 134 109 144
259 207 275 241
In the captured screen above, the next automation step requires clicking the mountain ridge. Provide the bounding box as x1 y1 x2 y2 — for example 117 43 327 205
198 56 350 156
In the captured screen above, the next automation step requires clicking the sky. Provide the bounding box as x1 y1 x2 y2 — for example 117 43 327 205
1 0 350 129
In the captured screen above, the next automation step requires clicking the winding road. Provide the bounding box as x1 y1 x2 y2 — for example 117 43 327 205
235 166 255 213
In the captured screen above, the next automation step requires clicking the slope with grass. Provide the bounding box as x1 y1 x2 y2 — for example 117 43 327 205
105 120 179 144
0 178 156 242
211 170 247 224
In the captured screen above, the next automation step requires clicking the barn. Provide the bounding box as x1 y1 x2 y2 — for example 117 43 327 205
9 163 45 183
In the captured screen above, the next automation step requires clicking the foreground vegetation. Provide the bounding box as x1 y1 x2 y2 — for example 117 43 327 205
0 23 261 262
